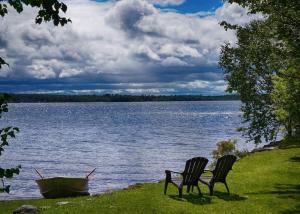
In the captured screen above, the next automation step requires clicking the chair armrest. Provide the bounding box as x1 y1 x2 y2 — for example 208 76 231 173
165 170 182 182
165 170 182 174
203 169 214 175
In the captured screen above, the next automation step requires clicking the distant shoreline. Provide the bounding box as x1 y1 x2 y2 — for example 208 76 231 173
6 93 240 103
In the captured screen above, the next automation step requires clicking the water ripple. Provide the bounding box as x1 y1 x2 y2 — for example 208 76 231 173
0 101 253 199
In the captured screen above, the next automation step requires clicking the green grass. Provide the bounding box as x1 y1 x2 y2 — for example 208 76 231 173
1 138 299 214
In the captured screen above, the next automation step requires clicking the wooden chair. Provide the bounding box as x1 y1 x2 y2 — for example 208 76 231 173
199 155 237 196
164 157 208 198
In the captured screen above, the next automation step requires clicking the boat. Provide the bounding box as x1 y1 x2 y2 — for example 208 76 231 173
35 168 95 199
36 177 90 198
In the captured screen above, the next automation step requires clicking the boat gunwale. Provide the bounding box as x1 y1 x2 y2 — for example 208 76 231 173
36 177 89 182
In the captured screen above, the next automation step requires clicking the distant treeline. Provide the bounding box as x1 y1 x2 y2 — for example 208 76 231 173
7 93 240 103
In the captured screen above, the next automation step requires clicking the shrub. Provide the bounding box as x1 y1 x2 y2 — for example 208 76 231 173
212 139 237 160
210 139 249 168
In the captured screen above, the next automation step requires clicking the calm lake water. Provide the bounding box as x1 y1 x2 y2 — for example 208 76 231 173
0 101 253 199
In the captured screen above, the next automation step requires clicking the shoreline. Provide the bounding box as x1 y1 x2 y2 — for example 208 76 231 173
0 138 299 213
8 100 240 104
0 182 157 202
0 143 277 202
6 93 240 103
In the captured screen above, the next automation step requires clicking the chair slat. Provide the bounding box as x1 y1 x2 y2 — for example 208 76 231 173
164 156 208 197
213 155 237 182
183 157 208 185
199 154 237 196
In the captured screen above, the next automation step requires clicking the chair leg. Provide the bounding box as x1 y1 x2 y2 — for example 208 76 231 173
209 183 214 196
187 185 190 193
164 181 169 195
178 187 183 198
224 181 230 194
196 184 202 196
191 185 194 192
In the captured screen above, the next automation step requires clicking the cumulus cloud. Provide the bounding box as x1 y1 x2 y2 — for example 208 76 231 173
106 0 156 34
147 0 185 6
0 0 256 94
215 2 264 26
161 57 188 67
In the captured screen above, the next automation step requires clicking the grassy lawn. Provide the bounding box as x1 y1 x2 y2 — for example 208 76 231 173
0 138 299 214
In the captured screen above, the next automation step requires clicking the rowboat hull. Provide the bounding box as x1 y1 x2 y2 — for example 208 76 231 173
36 177 89 199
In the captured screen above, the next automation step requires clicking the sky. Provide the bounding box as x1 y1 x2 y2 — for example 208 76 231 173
0 0 257 95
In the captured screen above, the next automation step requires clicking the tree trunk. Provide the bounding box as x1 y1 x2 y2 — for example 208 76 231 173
286 118 293 136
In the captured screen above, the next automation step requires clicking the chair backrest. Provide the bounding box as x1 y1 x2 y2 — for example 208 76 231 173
213 155 237 182
182 157 208 185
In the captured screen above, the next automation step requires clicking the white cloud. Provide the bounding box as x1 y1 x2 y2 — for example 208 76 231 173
106 0 156 33
26 65 56 79
0 0 256 94
182 80 210 89
59 68 84 78
161 57 188 66
215 2 264 26
159 44 201 58
135 45 161 61
147 0 185 6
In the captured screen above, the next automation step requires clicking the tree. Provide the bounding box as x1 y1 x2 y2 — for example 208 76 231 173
272 67 300 136
219 0 300 144
0 94 20 193
0 0 71 193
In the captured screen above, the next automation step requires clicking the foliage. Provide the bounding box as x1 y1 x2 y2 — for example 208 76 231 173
219 0 300 143
272 67 300 136
219 20 282 144
212 139 250 158
210 139 249 169
211 139 237 160
0 0 71 68
0 140 299 213
0 94 20 193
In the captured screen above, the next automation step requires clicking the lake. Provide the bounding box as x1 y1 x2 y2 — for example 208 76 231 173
0 101 253 199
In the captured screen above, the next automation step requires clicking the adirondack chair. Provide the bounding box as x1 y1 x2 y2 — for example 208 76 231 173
164 157 208 198
199 155 237 196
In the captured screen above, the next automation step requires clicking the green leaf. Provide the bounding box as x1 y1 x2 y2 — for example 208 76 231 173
61 3 67 13
13 127 20 132
36 17 43 24
0 57 9 69
54 2 61 11
0 168 5 178
4 185 10 193
54 18 59 26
